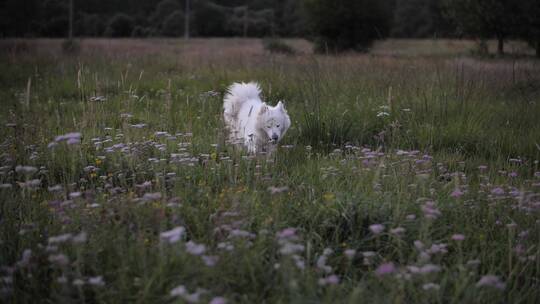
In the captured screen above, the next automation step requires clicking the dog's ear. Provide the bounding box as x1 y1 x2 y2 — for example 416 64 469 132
259 103 268 115
277 101 287 113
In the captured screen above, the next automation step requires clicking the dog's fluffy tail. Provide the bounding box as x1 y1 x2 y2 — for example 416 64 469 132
223 82 261 124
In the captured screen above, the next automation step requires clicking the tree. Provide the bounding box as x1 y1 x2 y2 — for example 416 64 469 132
304 0 393 53
161 10 185 36
519 0 540 57
444 0 520 55
104 13 135 37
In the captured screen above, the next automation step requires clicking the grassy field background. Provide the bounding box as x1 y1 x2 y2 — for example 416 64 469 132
0 38 539 303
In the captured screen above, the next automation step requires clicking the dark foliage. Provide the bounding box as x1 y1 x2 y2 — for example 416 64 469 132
304 0 393 53
104 13 135 37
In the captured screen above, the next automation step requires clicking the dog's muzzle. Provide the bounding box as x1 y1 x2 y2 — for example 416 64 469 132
271 134 279 143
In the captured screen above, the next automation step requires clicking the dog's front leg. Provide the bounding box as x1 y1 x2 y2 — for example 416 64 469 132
246 134 257 154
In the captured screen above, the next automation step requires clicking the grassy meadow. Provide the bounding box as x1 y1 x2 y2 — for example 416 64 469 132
0 38 539 303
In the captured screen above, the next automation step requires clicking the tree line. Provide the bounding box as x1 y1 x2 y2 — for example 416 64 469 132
1 0 538 56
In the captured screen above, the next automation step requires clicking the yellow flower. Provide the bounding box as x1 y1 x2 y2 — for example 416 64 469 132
323 192 335 202
95 158 102 166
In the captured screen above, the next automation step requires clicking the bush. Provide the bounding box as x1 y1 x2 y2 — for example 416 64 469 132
304 0 392 53
104 13 134 37
161 11 185 37
262 38 297 55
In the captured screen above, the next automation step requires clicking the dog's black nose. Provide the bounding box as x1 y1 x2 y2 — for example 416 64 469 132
271 134 279 141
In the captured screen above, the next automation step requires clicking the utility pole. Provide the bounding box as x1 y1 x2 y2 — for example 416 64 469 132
68 0 73 40
184 0 190 39
243 5 248 37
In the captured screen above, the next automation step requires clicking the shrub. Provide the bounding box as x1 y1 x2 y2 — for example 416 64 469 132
161 10 185 37
104 13 134 37
304 0 392 53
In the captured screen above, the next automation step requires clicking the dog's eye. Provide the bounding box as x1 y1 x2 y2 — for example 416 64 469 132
276 125 280 128
267 126 271 129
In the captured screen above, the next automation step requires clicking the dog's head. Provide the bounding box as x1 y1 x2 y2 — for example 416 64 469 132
258 101 291 144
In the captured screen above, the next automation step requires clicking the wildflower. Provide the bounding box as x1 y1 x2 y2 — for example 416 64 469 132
142 192 162 201
15 165 37 174
318 274 340 286
268 186 289 194
390 227 406 236
55 132 82 144
48 185 63 192
476 275 505 290
375 262 396 276
202 255 219 267
48 233 72 244
88 276 105 287
421 201 441 219
17 249 32 267
451 234 465 241
419 264 441 274
344 249 356 259
508 172 518 178
277 228 297 240
73 279 85 286
422 283 440 290
69 192 82 199
170 285 187 297
18 179 41 188
491 187 505 195
322 248 333 256
369 224 385 235
160 227 185 244
279 243 304 255
450 188 464 198
406 214 416 221
48 254 69 266
427 243 448 255
210 297 227 304
323 193 335 201
185 241 206 256
316 255 332 273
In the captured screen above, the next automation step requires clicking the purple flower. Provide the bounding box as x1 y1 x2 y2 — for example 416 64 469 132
210 297 227 304
277 228 297 239
476 275 505 290
318 274 340 286
421 201 441 219
422 283 440 290
491 187 505 195
451 234 465 241
369 224 385 234
390 227 406 235
160 227 185 244
185 241 206 256
375 262 396 276
202 255 219 267
344 249 356 259
450 188 464 198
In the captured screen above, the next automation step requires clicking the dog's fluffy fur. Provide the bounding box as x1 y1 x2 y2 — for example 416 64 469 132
223 82 291 153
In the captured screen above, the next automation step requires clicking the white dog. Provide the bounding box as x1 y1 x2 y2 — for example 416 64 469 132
223 82 291 153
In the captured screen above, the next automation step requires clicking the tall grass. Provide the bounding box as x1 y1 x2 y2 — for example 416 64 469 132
0 39 539 303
